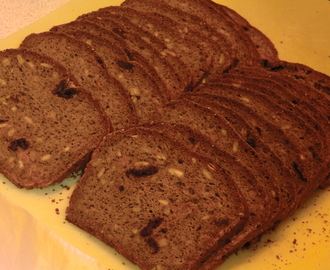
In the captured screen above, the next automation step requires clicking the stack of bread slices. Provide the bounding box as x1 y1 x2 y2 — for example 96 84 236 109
0 0 329 269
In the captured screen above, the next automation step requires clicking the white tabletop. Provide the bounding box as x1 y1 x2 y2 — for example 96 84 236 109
0 0 72 40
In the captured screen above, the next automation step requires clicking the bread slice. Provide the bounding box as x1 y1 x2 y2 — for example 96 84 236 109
139 122 277 260
214 3 278 61
76 12 193 97
259 60 330 192
0 49 110 189
154 99 287 210
204 74 328 159
19 31 137 130
156 0 260 66
207 68 329 134
79 7 212 87
54 30 168 122
50 20 180 102
66 126 248 270
109 6 222 77
206 69 330 198
180 94 297 217
261 59 330 100
120 0 237 74
193 82 327 196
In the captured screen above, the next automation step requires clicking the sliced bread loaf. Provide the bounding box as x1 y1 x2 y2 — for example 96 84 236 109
153 99 287 211
102 6 234 78
66 126 248 270
261 59 330 99
0 49 110 189
206 70 330 193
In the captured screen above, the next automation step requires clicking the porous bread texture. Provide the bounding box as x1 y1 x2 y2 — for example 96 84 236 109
20 31 137 130
0 49 110 189
138 122 277 261
83 7 213 84
95 6 229 80
120 0 235 73
5 0 329 269
192 83 325 196
66 127 248 270
154 98 296 216
76 11 194 94
56 30 168 122
51 19 188 100
156 0 261 65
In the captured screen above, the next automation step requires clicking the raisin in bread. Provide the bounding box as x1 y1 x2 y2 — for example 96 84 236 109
66 126 248 270
0 49 109 189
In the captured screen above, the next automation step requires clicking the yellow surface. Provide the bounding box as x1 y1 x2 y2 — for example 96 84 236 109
0 0 329 269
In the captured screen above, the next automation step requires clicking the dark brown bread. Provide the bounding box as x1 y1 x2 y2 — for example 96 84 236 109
154 99 287 209
111 6 227 76
6 1 328 269
0 49 110 189
76 12 194 96
19 31 137 130
214 4 278 61
193 82 327 196
56 30 168 122
203 75 329 161
261 59 330 99
79 7 212 87
205 69 330 199
179 94 297 216
121 0 237 73
66 126 248 270
206 68 329 132
138 122 277 263
50 20 184 101
153 0 261 66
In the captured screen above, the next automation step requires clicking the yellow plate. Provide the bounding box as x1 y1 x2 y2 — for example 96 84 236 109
0 0 329 269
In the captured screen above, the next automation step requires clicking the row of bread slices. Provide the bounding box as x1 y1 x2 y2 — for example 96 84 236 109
19 0 280 129
0 0 329 269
